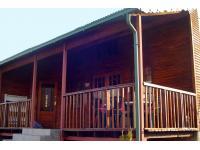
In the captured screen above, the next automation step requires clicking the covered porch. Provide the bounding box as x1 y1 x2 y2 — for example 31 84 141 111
0 10 198 140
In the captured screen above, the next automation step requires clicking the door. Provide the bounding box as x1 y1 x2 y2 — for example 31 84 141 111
38 82 58 128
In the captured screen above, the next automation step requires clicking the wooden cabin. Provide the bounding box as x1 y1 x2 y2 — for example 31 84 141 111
0 8 200 141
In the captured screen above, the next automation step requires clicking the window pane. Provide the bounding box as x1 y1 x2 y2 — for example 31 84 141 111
40 84 54 112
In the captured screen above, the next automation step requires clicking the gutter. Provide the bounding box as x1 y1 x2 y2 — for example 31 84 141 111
126 14 141 141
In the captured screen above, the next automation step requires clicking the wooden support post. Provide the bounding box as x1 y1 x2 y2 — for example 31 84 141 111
60 44 67 129
135 14 145 141
30 56 37 127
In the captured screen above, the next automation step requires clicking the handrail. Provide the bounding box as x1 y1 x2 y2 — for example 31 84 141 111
0 99 31 105
144 82 196 96
64 83 134 96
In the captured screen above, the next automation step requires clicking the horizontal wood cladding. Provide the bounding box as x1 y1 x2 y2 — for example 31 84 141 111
189 9 200 129
143 14 194 92
67 34 133 92
0 64 33 102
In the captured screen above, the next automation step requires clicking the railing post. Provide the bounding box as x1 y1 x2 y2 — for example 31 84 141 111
60 44 67 130
3 103 7 127
30 56 37 127
130 14 145 141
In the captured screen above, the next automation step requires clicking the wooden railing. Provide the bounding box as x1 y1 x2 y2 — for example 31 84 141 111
144 82 197 129
63 82 198 131
0 100 31 128
63 83 135 129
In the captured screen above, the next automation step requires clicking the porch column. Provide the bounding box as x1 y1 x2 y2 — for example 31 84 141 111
30 56 38 127
135 14 145 141
60 44 67 129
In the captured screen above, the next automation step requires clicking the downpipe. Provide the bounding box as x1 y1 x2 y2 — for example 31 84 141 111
126 14 141 141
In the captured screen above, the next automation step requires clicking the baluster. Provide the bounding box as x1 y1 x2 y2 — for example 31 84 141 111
122 88 125 129
156 88 159 128
3 103 7 127
18 102 21 127
169 91 172 128
72 95 75 128
152 87 155 128
176 93 179 128
97 91 100 128
189 95 193 128
172 92 176 128
149 87 152 128
181 93 185 128
184 94 187 128
69 96 72 128
111 89 114 129
191 96 194 128
159 89 163 128
127 87 130 129
65 96 68 128
133 86 136 129
88 92 91 128
145 86 148 128
80 94 83 128
82 93 86 128
101 90 105 128
93 92 95 128
117 88 120 128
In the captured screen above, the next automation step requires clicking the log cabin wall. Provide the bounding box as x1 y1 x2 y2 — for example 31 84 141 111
189 9 200 129
0 64 33 102
143 14 194 92
67 34 134 92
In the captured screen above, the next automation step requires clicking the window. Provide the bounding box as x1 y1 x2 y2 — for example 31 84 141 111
94 77 105 88
40 84 54 112
109 74 121 86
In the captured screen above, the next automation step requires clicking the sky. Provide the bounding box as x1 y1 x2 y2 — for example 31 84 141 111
0 8 199 62
0 9 121 61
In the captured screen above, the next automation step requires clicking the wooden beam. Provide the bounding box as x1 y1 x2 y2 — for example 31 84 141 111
37 46 62 60
135 14 145 141
66 21 128 50
60 44 67 129
1 56 34 73
1 45 62 74
30 56 37 127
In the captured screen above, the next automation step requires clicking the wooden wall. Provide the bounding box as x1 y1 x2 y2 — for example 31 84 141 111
189 9 200 129
0 64 33 102
67 34 133 92
143 14 194 92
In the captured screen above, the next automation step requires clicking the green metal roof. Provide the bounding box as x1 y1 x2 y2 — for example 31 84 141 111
0 8 140 67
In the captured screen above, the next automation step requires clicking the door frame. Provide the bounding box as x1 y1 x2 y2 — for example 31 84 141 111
37 80 58 128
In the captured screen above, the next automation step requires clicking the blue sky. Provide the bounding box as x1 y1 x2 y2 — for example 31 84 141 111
0 8 121 61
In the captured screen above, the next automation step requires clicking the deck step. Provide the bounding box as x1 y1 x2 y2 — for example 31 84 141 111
12 134 60 141
12 128 61 141
22 128 60 137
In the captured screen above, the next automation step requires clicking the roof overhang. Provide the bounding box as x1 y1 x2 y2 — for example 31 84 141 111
0 8 188 67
